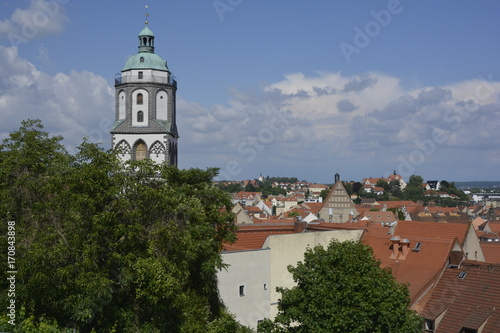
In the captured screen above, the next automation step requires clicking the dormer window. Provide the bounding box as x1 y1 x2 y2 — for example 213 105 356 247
424 319 435 332
140 57 144 63
137 93 143 105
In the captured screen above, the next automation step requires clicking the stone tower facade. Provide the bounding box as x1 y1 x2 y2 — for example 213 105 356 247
111 24 178 165
319 174 359 223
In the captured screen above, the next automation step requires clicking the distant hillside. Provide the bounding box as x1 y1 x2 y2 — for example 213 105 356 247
455 181 500 189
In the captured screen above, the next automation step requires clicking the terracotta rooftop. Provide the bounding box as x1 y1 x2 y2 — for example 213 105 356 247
223 224 295 251
362 233 458 304
420 261 500 333
376 200 421 213
302 202 322 215
253 217 294 224
472 217 488 230
488 222 500 234
307 221 389 235
395 220 470 244
360 211 397 224
481 242 500 263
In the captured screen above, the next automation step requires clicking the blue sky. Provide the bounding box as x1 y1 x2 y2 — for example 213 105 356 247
1 0 499 183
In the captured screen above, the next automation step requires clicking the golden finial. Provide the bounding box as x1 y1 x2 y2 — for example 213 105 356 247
145 5 150 25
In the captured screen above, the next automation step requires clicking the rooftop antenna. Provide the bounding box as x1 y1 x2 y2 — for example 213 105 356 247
145 5 150 25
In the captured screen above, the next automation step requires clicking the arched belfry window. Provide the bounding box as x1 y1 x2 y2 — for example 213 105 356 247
135 143 147 161
137 111 144 122
137 93 143 105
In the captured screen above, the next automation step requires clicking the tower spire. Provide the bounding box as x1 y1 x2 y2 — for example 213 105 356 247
145 5 150 25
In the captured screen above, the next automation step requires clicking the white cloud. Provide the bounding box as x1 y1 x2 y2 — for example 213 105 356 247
0 0 69 45
181 71 500 181
1 45 499 182
0 46 113 152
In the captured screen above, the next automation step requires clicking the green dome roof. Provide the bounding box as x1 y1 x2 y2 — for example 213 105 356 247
122 53 168 71
121 26 168 72
139 26 154 37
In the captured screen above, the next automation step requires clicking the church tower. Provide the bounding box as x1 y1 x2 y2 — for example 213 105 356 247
111 18 178 165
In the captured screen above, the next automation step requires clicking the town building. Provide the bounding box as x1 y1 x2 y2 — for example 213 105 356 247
111 22 179 165
218 228 364 329
318 173 359 223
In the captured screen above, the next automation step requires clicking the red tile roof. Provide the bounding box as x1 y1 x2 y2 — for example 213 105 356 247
481 242 500 263
223 224 295 251
488 222 500 234
363 233 456 303
307 221 389 235
420 261 500 333
395 220 470 244
375 200 422 215
302 202 323 215
360 211 397 224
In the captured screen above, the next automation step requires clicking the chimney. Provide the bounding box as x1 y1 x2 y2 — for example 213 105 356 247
390 235 401 259
399 238 410 260
294 216 307 233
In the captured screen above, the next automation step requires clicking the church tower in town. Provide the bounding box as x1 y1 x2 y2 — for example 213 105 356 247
111 13 178 165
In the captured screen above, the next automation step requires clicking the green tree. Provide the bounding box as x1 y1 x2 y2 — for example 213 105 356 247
387 207 406 220
0 120 246 332
375 179 389 191
408 175 424 188
343 182 353 196
319 188 330 202
352 182 363 193
258 240 422 333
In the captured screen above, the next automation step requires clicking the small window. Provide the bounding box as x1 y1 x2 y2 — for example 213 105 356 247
138 71 143 79
264 283 268 290
140 57 144 63
137 93 143 105
137 111 144 123
239 285 245 297
413 242 422 252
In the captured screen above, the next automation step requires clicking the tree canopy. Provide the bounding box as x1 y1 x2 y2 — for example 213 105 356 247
258 240 422 333
0 120 248 332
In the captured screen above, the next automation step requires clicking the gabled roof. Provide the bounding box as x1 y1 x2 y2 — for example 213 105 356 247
301 202 322 215
361 211 397 224
362 177 384 185
472 217 488 230
420 261 500 333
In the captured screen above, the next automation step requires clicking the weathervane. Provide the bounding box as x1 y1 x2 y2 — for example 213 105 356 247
145 5 150 25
